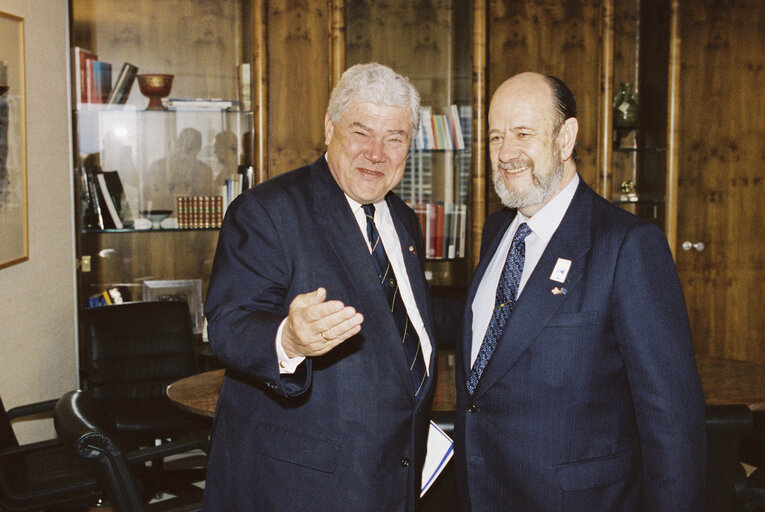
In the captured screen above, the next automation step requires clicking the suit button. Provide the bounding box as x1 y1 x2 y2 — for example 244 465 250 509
400 458 410 467
467 404 477 413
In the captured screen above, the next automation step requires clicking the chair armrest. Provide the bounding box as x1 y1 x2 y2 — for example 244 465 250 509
54 390 122 460
55 390 148 512
6 398 59 421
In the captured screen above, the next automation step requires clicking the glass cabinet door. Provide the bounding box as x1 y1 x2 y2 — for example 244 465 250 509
345 0 473 288
70 0 254 307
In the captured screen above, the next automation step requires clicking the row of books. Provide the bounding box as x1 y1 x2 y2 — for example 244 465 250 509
73 47 138 107
414 105 470 151
87 286 129 308
80 166 133 230
414 202 468 260
395 149 472 208
175 196 224 229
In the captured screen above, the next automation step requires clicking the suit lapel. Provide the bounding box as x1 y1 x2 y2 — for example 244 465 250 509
469 181 594 400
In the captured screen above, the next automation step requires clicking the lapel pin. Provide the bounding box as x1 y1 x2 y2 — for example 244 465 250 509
408 245 416 254
551 287 568 295
550 258 572 283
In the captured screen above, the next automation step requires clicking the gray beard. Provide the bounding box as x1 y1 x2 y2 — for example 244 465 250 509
493 158 564 210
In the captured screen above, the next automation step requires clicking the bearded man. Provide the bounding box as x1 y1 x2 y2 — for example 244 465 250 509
452 71 706 511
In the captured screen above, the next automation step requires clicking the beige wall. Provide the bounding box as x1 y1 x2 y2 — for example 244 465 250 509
0 0 76 443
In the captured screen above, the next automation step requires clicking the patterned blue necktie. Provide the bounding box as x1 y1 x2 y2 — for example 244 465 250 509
466 223 532 395
363 204 427 396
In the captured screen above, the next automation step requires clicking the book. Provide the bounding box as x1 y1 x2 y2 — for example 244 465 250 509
91 60 112 104
79 165 97 229
72 47 97 107
83 166 106 229
96 173 122 229
107 62 138 104
100 170 133 227
449 104 465 149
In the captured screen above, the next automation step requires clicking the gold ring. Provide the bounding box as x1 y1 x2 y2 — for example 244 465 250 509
320 331 329 342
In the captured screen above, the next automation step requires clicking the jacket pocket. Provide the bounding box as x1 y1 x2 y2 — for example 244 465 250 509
253 422 341 473
557 450 633 491
546 310 599 328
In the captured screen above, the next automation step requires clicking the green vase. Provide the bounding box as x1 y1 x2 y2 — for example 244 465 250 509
613 82 639 129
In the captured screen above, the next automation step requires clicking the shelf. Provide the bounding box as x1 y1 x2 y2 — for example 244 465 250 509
74 107 253 115
613 146 666 153
82 227 220 234
611 198 664 205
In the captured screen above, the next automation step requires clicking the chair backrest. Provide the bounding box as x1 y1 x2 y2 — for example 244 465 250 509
0 396 19 449
80 301 200 401
706 404 753 512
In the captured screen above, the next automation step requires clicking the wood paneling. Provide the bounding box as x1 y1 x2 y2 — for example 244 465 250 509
676 0 765 361
471 0 487 268
81 230 220 302
487 0 604 214
266 1 330 176
71 0 247 106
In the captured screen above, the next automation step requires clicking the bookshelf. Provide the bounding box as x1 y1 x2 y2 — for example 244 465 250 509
70 0 255 307
343 0 476 289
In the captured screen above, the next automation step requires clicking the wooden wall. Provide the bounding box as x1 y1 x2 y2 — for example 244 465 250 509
675 0 765 361
265 1 330 176
486 0 604 214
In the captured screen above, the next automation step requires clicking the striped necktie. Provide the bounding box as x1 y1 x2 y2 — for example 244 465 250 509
466 222 532 395
363 204 426 396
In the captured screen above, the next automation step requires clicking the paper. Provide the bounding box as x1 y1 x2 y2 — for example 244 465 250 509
420 420 454 496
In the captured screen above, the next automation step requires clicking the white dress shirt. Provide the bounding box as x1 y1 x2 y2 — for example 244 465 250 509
277 194 432 374
470 174 580 367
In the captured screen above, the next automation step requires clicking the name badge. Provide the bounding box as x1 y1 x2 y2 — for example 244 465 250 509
550 258 571 283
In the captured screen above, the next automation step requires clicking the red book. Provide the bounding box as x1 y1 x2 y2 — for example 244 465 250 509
435 203 445 259
427 202 438 259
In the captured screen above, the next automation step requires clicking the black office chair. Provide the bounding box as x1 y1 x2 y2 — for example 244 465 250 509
54 390 206 512
0 394 102 511
79 301 211 497
705 404 753 512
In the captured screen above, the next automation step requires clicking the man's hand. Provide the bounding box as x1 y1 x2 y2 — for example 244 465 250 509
282 288 364 358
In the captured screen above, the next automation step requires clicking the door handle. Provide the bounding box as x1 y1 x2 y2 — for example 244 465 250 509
681 241 705 252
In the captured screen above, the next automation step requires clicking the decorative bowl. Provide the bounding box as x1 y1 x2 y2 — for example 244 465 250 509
139 209 172 229
137 74 174 110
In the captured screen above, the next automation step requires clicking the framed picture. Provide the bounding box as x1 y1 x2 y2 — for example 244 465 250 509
0 11 27 269
142 279 203 334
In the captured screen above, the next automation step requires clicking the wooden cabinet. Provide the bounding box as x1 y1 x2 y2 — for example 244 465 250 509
254 0 487 289
600 0 680 251
70 0 762 362
343 0 476 288
674 0 764 362
70 0 254 307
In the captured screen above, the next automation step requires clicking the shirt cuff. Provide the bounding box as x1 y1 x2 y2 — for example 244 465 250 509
276 317 306 374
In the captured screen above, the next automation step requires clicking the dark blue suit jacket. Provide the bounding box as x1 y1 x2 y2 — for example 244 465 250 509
203 156 437 511
454 179 706 511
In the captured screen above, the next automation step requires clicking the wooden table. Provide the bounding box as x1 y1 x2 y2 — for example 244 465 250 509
167 356 765 417
696 355 765 410
166 368 224 417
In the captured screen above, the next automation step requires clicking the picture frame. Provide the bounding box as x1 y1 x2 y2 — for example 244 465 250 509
0 11 28 269
142 279 204 334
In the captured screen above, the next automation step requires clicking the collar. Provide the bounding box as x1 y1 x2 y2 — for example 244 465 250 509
521 173 580 242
